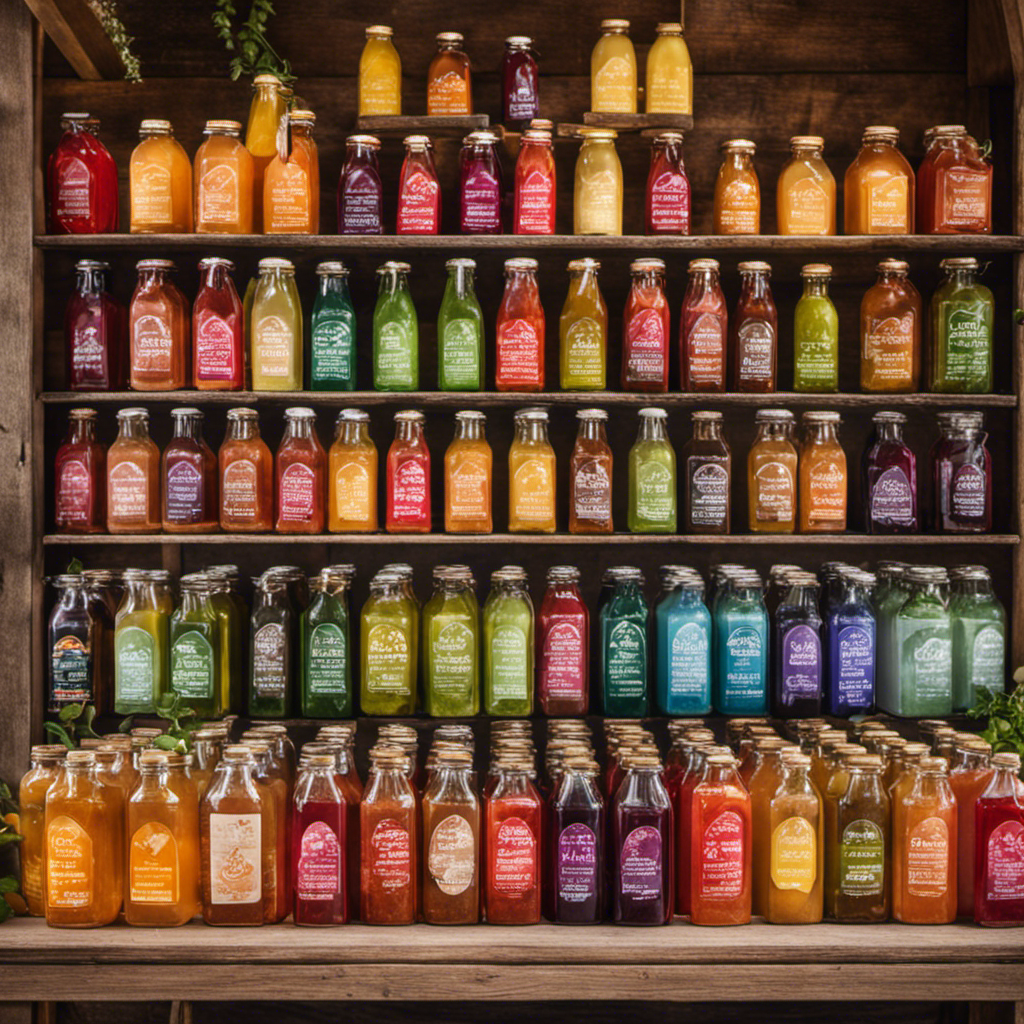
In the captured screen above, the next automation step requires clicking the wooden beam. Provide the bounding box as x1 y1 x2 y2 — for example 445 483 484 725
969 0 1014 85
21 0 123 80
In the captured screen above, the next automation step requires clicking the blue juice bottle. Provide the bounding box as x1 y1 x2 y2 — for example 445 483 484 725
826 568 877 716
713 570 769 715
654 567 712 716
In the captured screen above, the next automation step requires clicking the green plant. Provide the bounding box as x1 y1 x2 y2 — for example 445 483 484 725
968 676 1024 774
121 693 206 753
44 702 101 749
213 0 295 83
86 0 142 82
0 782 25 923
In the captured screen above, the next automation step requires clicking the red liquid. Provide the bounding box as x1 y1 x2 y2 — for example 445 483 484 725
513 134 556 235
502 45 539 122
460 136 503 235
47 116 119 234
622 271 670 392
536 579 589 716
396 144 441 235
386 429 431 533
974 793 1024 925
672 761 701 915
54 414 106 533
681 266 727 392
689 780 752 926
337 772 363 921
931 425 992 533
193 259 244 391
612 773 674 925
162 416 219 533
275 418 327 534
731 268 777 392
65 263 126 391
485 791 542 924
337 140 383 235
864 422 918 534
645 135 691 235
952 766 994 916
496 265 545 391
292 798 347 925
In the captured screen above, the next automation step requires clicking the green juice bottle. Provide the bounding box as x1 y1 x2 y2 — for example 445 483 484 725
928 257 994 393
206 565 246 715
893 566 952 717
793 263 839 393
114 569 170 715
373 260 419 391
599 566 649 717
169 572 221 719
310 261 356 391
423 565 480 716
628 407 677 533
249 568 296 719
949 565 1005 711
483 565 534 716
301 565 355 718
360 570 417 715
437 258 484 391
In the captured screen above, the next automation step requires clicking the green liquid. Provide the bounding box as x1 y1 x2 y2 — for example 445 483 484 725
628 439 676 533
373 280 419 391
360 590 417 715
301 590 352 718
170 600 220 718
310 275 356 391
793 293 838 393
600 582 649 717
438 273 484 391
950 593 1005 711
483 588 533 716
114 614 168 715
423 588 480 716
895 592 952 716
929 282 994 393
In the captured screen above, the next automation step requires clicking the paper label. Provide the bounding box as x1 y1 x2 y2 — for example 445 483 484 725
512 458 554 523
516 169 555 233
490 625 529 701
254 314 294 378
780 623 821 703
335 461 372 522
557 823 598 903
195 313 238 381
132 313 173 375
51 634 92 703
564 317 605 386
771 816 816 893
870 466 915 527
297 821 342 900
56 459 92 526
625 308 666 383
699 810 745 899
129 822 178 904
365 624 411 693
308 623 347 695
868 175 909 231
939 167 989 228
807 458 847 523
649 170 690 233
620 825 662 898
278 462 316 522
686 312 726 385
222 458 258 520
494 816 537 895
371 818 412 891
541 619 585 700
46 815 93 908
171 629 215 699
907 816 949 897
839 819 885 896
252 623 286 698
391 458 429 523
985 819 1024 900
428 813 476 896
397 170 440 234
754 461 795 523
209 813 261 904
198 164 239 224
165 459 204 523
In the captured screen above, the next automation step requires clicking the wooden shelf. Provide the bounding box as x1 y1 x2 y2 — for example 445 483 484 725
580 112 695 132
355 114 491 134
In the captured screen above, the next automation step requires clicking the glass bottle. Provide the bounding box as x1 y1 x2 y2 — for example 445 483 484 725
129 259 189 391
293 752 347 926
654 569 712 716
423 566 480 717
444 410 492 534
560 258 607 390
949 567 1005 711
590 19 636 112
249 569 296 719
767 753 823 924
106 408 161 534
337 134 383 235
825 569 877 717
714 140 760 234
681 258 727 393
917 125 992 234
833 754 890 923
747 409 797 533
496 258 544 390
628 408 676 534
714 572 769 715
114 569 170 714
386 410 431 533
459 130 502 234
799 411 847 533
192 257 244 390
864 410 918 533
844 125 915 234
251 257 303 390
244 73 286 233
514 129 556 234
600 567 649 717
218 407 273 533
731 261 776 392
48 574 104 712
65 259 126 390
129 119 193 233
55 408 106 534
928 257 994 393
428 31 472 114
551 759 605 922
622 258 670 391
860 259 922 393
162 407 218 533
328 409 378 533
19 745 67 915
503 35 539 122
194 120 253 234
645 132 690 235
310 261 356 391
275 407 326 534
793 264 839 393
931 411 992 533
773 574 823 718
537 566 589 717
574 129 623 235
483 566 534 716
397 135 441 235
508 409 556 533
205 567 244 714
485 763 543 924
893 567 953 717
646 21 692 114
949 737 994 916
242 737 288 924
264 109 320 235
438 258 484 391
48 112 118 234
681 410 730 535
373 261 419 391
974 752 1024 925
301 566 354 719
360 572 417 716
359 25 402 116
169 573 221 718
777 136 836 235
569 408 613 534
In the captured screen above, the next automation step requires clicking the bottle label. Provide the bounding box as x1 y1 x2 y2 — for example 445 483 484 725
516 169 555 234
770 816 816 893
312 316 353 382
839 819 885 897
494 816 537 895
718 180 759 232
700 810 745 899
624 308 666 383
490 624 529 701
266 163 310 229
297 821 342 900
508 67 539 120
129 822 179 904
564 317 605 387
723 625 764 704
620 825 662 898
165 460 204 524
208 812 261 904
780 624 821 704
448 453 489 522
131 163 173 224
71 322 106 383
361 61 400 115
795 324 837 386
428 70 471 114
557 823 598 903
198 164 239 224
252 622 286 699
371 818 412 891
902 630 953 704
397 171 440 234
737 320 774 383
939 167 989 228
635 461 674 523
132 313 173 375
687 457 729 529
376 321 416 388
669 621 709 700
279 462 316 523
116 625 155 703
428 813 476 896
222 458 258 520
572 456 611 522
593 56 634 112
46 815 93 908
392 458 429 523
335 461 372 522
907 816 950 897
807 459 846 523
870 466 915 527
57 459 92 526
951 464 987 520
171 629 215 700
867 175 909 231
577 167 619 233
461 171 501 232
497 318 541 384
512 458 554 523
56 157 92 220
340 185 381 233
971 626 1005 691
541 619 585 700
785 176 829 233
649 170 690 233
754 461 795 523
943 308 990 382
51 634 92 704
441 318 481 388
254 315 294 379
431 620 474 696
366 624 411 694
686 312 726 385
606 619 646 700
864 313 915 384
836 623 875 707
985 820 1024 900
195 313 238 381
308 622 347 696
648 65 688 110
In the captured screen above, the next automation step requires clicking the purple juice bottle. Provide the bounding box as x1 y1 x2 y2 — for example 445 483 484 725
64 258 127 390
864 410 918 533
931 410 992 533
502 36 539 123
459 130 503 234
550 759 605 923
337 134 383 235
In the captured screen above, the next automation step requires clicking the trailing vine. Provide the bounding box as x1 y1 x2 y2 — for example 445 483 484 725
85 0 142 83
213 0 295 83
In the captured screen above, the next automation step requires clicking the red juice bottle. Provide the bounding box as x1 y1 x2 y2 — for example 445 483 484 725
931 411 992 533
65 259 126 391
974 752 1024 926
276 407 327 534
537 565 589 716
514 130 556 234
386 410 431 533
55 408 106 534
485 765 543 924
672 742 710 915
193 257 244 391
337 134 383 235
396 136 441 235
162 407 218 533
495 258 545 391
460 131 503 235
293 753 347 926
645 132 691 235
863 410 918 534
502 36 539 123
731 261 777 392
680 258 727 392
622 258 669 392
47 112 119 234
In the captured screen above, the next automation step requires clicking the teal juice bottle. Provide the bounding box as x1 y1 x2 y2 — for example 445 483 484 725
373 260 419 391
483 565 534 716
793 263 838 393
300 565 355 718
437 257 484 391
628 407 677 533
654 567 711 715
600 566 649 717
891 566 952 716
424 565 480 717
713 571 768 715
310 261 357 391
949 565 1005 711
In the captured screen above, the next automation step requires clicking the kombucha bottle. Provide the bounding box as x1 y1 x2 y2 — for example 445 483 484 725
798 411 847 533
860 259 922 393
106 407 161 534
731 261 776 392
300 565 355 720
428 32 473 115
293 752 347 925
373 262 419 391
360 571 417 716
503 36 540 123
444 410 492 533
514 130 556 235
537 566 589 717
129 259 190 391
251 258 303 390
508 408 556 533
496 258 545 390
48 111 119 234
193 257 244 390
311 262 357 391
747 409 797 533
949 568 1005 710
169 573 222 718
459 131 503 234
680 259 727 393
114 569 170 714
574 130 623 235
793 264 838 393
359 25 402 116
713 573 769 715
590 19 636 113
864 410 917 534
560 258 607 391
129 119 193 233
264 110 320 235
767 753 823 923
645 132 690 235
162 407 218 533
622 258 670 392
654 570 712 716
249 569 296 719
397 135 441 234
55 408 106 534
386 410 431 533
423 566 479 717
19 745 67 915
65 258 126 391
628 408 676 534
974 752 1024 926
194 120 253 234
485 762 543 923
275 407 326 534
681 410 730 535
44 750 123 927
438 258 484 391
328 409 378 532
748 740 788 916
244 73 286 233
777 136 836 236
714 140 760 234
599 567 650 717
337 134 383 235
928 257 994 394
931 411 991 533
844 126 915 235
833 754 890 923
645 22 692 114
569 408 613 534
218 408 274 532
918 125 992 235
550 759 604 922
482 566 534 716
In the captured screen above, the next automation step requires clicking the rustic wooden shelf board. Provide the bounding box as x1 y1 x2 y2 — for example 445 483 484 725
581 112 695 131
355 114 491 133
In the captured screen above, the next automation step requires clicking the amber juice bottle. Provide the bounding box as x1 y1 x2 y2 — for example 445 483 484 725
767 753 823 924
833 754 890 922
569 408 613 534
747 409 797 534
242 738 290 924
19 745 67 916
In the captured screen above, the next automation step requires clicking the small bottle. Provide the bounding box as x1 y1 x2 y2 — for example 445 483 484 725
483 566 534 716
275 407 326 534
680 258 727 392
48 574 105 712
106 407 161 534
502 36 539 122
423 566 480 717
860 259 922 393
359 25 402 116
569 408 613 535
444 410 492 534
264 110 320 235
537 566 589 717
654 568 712 716
310 261 357 391
931 411 992 533
250 257 303 391
130 119 193 233
550 759 604 922
428 32 473 114
974 752 1024 926
328 409 378 533
731 261 776 392
514 130 556 234
590 19 637 113
396 135 441 235
560 258 607 391
599 567 649 717
65 259 126 390
337 134 383 235
844 125 915 235
645 132 690 235
645 22 692 114
170 573 221 718
485 761 542 924
793 264 839 394
681 410 730 535
373 262 419 391
192 257 244 391
714 140 760 234
55 408 106 534
799 411 847 533
194 119 253 234
622 258 670 392
918 124 992 234
459 131 503 234
387 410 431 533
773 574 823 718
162 407 218 533
777 136 836 236
747 409 797 533
129 259 190 391
437 258 484 391
864 410 918 534
508 408 556 533
292 751 347 926
574 129 623 235
300 566 355 719
628 408 676 534
949 566 1005 711
928 257 994 394
360 572 417 716
218 407 273 533
496 258 545 391
114 569 170 715
249 569 298 719
48 112 119 234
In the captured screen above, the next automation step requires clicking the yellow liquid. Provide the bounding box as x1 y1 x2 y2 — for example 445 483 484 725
508 439 556 533
245 83 287 233
329 437 378 532
591 33 637 112
777 154 836 236
130 136 193 233
445 436 493 533
359 36 403 115
194 133 254 234
559 273 607 390
574 139 623 236
251 275 303 390
645 33 692 114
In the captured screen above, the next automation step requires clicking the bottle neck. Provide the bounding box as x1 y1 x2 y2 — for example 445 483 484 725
284 417 316 442
876 422 904 444
76 268 105 296
802 277 829 298
340 421 370 446
638 416 668 443
448 266 474 299
319 274 349 298
117 417 151 443
740 271 769 299
692 419 722 442
455 418 484 442
202 264 229 291
396 421 424 444
171 416 202 442
227 417 259 442
807 423 839 445
576 419 606 444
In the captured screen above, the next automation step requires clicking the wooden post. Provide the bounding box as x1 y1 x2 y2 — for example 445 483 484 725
20 0 124 80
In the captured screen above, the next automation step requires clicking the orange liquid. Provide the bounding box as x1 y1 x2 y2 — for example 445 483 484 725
690 781 752 925
798 439 846 533
194 133 253 234
219 435 274 532
444 435 492 533
130 135 193 234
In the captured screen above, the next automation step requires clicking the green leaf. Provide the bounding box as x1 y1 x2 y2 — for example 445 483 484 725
58 703 83 724
0 782 11 803
118 716 135 734
152 735 183 752
0 832 24 847
66 557 84 575
0 876 19 894
43 722 75 750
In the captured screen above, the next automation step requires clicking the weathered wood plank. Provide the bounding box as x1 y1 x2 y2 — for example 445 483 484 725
23 0 124 80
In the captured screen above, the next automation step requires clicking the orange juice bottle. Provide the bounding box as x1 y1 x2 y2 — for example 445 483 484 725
130 119 193 233
508 408 556 533
244 73 286 233
264 110 320 235
445 410 492 533
359 26 402 115
767 752 823 923
747 409 798 534
844 126 915 235
328 408 378 532
748 738 788 916
194 119 253 234
798 411 847 533
18 745 67 916
714 140 760 235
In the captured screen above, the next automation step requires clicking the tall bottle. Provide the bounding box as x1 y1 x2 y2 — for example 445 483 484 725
194 120 253 234
731 261 776 392
892 567 953 717
48 112 118 234
654 568 712 716
508 408 556 533
373 262 419 391
714 140 760 234
300 566 354 719
793 264 839 393
622 259 670 392
514 130 556 234
275 407 326 533
428 32 473 114
423 566 480 717
337 134 383 235
129 259 189 391
844 126 915 234
833 754 890 923
680 259 727 393
55 408 106 534
19 745 67 915
496 258 545 391
250 258 303 391
928 257 994 394
114 569 170 715
386 410 431 533
485 762 542 924
590 19 636 112
777 136 836 236
244 73 286 233
681 410 730 535
974 752 1024 926
569 408 613 534
310 261 356 391
65 259 126 390
560 258 607 391
550 759 604 922
574 130 623 236
825 569 877 717
918 124 993 235
264 110 320 235
747 409 797 533
218 407 273 532
328 409 377 532
129 119 193 233
773 574 824 719
444 410 492 534
396 135 440 234
537 566 589 717
950 566 1005 711
292 751 347 926
864 410 917 534
483 566 534 716
438 258 484 391
359 25 402 116
713 572 769 715
249 568 297 719
503 35 540 122
192 257 244 390
931 411 992 533
860 259 922 393
646 22 692 114
106 408 161 534
169 572 221 718
767 753 823 924
599 567 649 718
360 572 417 716
48 574 105 712
459 131 502 234
628 408 676 534
162 407 218 533
645 132 690 235
799 411 847 533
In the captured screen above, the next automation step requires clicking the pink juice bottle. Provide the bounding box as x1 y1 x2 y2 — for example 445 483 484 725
337 134 383 235
396 135 440 235
502 36 539 123
974 752 1024 926
645 131 691 235
460 130 503 235
47 112 119 234
64 259 126 390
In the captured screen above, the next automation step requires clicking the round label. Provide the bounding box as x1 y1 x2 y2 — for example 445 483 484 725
428 814 476 896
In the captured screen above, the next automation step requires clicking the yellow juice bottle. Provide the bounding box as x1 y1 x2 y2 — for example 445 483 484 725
359 25 402 116
244 73 286 233
645 22 692 115
130 120 193 233
250 257 303 390
591 19 637 113
559 257 608 390
508 408 556 533
328 408 378 532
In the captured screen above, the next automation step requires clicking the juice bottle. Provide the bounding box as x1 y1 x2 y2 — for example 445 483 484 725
928 257 994 393
917 125 992 234
192 257 244 390
386 410 431 533
423 566 480 717
931 411 992 533
799 411 847 533
551 759 604 922
503 35 539 122
713 140 760 234
276 407 326 534
249 570 295 719
328 409 377 532
773 574 823 718
241 738 287 923
292 752 347 925
654 569 711 716
19 745 67 915
833 754 890 922
892 567 953 717
949 566 1005 710
129 259 189 391
218 407 273 532
486 762 542 923
496 258 544 390
569 408 613 534
483 566 534 716
337 134 383 235
537 565 589 716
397 135 440 234
628 407 676 533
106 407 161 534
622 258 669 392
590 19 636 112
264 110 320 235
793 264 838 393
560 258 607 390
514 129 556 234
844 126 915 234
948 737 993 916
194 120 253 234
974 752 1024 925
129 119 193 233
825 569 877 717
731 261 776 391
444 410 492 533
114 569 170 714
681 410 730 534
244 73 286 233
65 259 126 390
48 574 105 711
169 573 221 717
508 408 556 532
459 131 502 234
645 132 690 235
767 753 823 923
777 136 836 236
864 410 917 533
645 22 692 114
574 129 623 235
310 261 356 391
747 409 797 533
373 262 419 391
599 567 648 717
359 568 419 710
163 407 218 533
428 32 472 114
251 258 303 390
55 408 105 533
300 566 355 719
860 259 922 393
680 258 727 392
359 25 402 116
48 112 118 234
713 572 769 715
438 258 484 391
748 740 786 915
